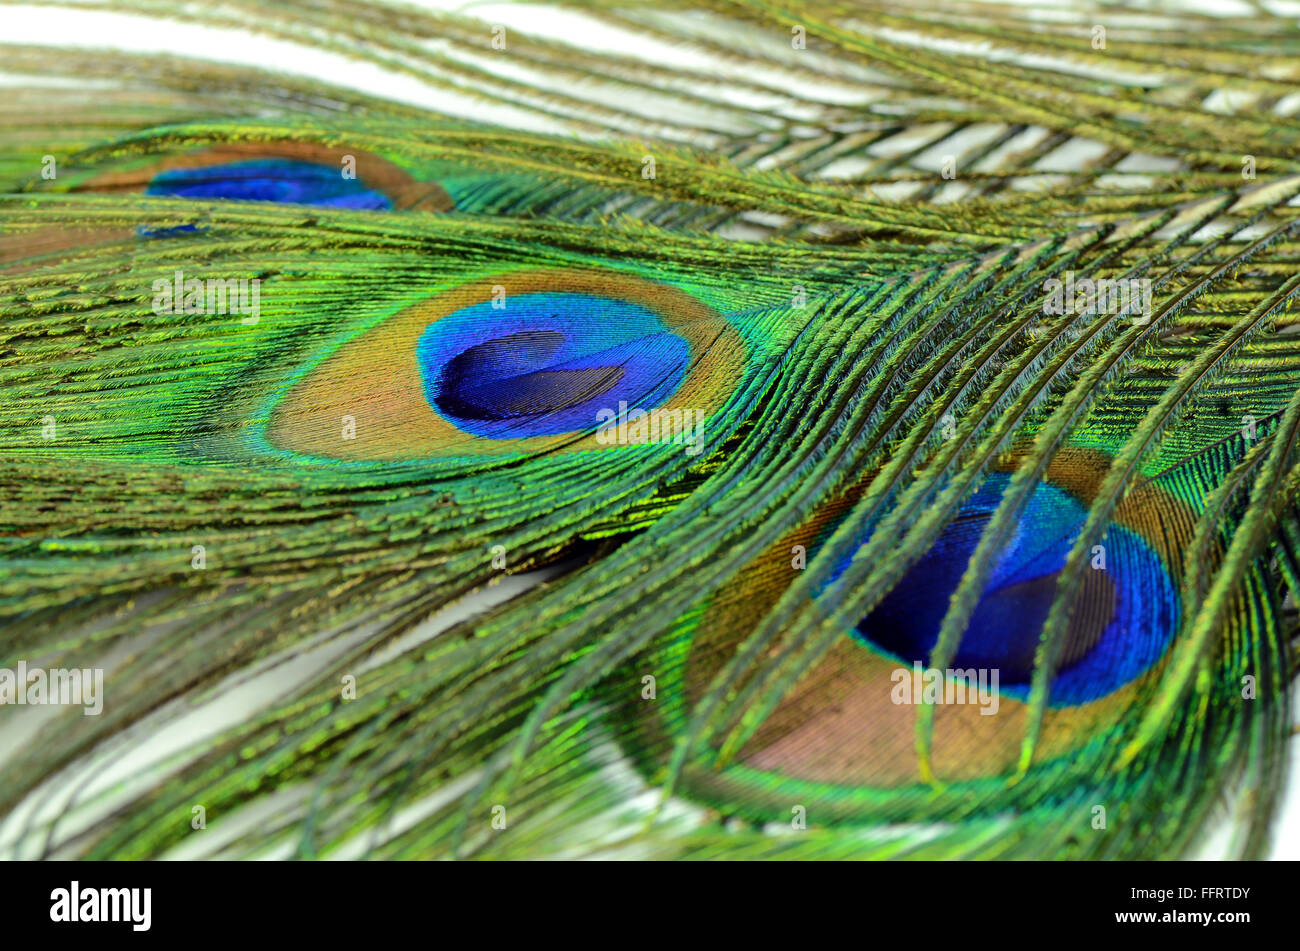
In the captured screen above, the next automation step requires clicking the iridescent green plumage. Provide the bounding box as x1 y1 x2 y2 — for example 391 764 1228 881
0 0 1297 860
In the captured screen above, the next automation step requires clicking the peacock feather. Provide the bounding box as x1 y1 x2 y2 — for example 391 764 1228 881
1 0 1299 860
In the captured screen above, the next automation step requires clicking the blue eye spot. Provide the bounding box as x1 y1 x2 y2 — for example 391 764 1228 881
147 159 393 209
839 472 1179 705
416 292 691 439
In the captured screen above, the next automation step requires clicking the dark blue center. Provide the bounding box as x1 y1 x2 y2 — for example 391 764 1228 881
833 473 1178 704
147 159 392 209
417 292 691 439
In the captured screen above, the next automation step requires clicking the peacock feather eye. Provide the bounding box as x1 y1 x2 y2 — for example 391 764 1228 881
146 159 394 209
629 448 1198 799
72 141 454 212
846 467 1180 704
264 268 748 461
417 293 691 438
